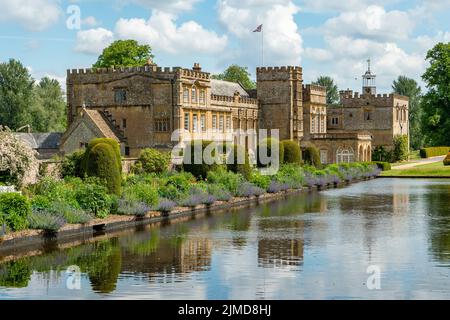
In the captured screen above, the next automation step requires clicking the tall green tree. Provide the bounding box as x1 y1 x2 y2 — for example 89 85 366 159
0 59 34 130
93 40 154 68
31 77 67 132
313 76 339 105
212 65 256 90
421 42 450 146
392 76 423 150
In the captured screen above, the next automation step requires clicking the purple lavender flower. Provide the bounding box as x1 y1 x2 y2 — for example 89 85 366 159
157 198 176 213
237 182 265 197
203 194 217 205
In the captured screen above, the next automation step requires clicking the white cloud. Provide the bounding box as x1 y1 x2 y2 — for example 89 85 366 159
322 5 415 41
115 10 228 55
82 16 100 28
217 0 303 68
119 0 200 12
303 48 333 62
415 31 450 54
0 0 61 31
299 0 398 13
74 28 114 55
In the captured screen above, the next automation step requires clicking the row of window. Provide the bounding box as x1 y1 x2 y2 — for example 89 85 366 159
183 87 206 105
184 113 231 133
311 115 326 134
396 109 407 122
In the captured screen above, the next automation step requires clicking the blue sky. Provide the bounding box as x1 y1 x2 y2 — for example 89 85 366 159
0 0 449 93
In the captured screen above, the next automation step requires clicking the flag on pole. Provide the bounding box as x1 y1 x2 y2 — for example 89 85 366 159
253 24 263 32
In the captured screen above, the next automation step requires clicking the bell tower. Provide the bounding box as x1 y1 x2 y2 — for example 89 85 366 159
362 59 376 95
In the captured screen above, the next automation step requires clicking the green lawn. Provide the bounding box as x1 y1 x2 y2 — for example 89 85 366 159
382 161 450 177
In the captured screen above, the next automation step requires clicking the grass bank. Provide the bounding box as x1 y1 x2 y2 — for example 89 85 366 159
381 161 450 177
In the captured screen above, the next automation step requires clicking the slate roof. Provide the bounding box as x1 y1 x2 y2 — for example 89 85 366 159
14 132 63 150
210 79 249 97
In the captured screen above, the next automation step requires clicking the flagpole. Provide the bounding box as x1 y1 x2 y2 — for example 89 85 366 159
261 27 264 66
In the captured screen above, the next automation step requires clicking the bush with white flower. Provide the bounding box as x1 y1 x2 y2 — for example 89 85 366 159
0 126 39 188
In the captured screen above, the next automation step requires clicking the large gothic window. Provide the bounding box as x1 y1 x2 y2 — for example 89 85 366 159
336 147 354 163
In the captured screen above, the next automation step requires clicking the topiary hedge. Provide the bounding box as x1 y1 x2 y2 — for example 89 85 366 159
303 146 322 169
420 146 450 158
0 192 31 232
281 140 301 164
84 138 122 171
226 144 252 180
444 153 450 166
257 137 284 167
183 140 219 179
84 142 122 195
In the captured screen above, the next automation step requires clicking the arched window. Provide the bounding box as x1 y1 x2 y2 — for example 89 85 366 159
336 147 354 163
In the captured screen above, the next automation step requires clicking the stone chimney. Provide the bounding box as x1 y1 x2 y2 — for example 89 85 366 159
193 63 202 72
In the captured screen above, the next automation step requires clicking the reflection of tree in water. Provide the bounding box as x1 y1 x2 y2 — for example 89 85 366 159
227 210 252 248
0 259 32 288
426 184 450 264
257 192 324 218
72 239 122 294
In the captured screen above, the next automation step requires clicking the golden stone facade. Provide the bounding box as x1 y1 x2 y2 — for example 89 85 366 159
61 61 408 164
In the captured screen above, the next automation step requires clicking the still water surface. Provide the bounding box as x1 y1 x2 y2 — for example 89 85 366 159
1 178 450 299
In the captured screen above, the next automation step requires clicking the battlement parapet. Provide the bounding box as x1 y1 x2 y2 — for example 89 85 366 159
302 84 326 93
67 65 210 79
256 66 302 73
210 94 258 105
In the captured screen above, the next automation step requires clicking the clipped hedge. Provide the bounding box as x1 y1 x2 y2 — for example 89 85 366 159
84 142 122 195
257 137 284 167
84 138 122 171
303 146 322 169
420 146 450 158
365 161 391 171
0 192 31 232
183 140 218 180
282 140 301 164
444 153 450 166
226 144 252 180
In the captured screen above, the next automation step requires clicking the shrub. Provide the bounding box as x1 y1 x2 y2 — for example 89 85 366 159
132 148 170 174
226 144 252 180
183 140 219 179
0 193 31 232
27 211 66 232
206 168 244 195
74 182 111 219
369 161 391 171
84 138 121 170
84 142 122 195
207 184 232 201
156 198 177 213
236 182 265 198
420 146 450 158
273 164 305 189
393 135 409 162
267 181 290 193
0 126 39 187
282 140 301 164
249 171 271 190
257 137 284 167
372 146 393 162
444 153 450 166
117 199 151 217
122 182 158 207
61 150 85 178
303 146 322 169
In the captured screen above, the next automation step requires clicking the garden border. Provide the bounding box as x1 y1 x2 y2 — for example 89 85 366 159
0 178 373 259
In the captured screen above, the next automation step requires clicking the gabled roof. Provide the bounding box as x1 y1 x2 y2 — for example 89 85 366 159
14 132 63 149
210 79 249 97
59 108 124 148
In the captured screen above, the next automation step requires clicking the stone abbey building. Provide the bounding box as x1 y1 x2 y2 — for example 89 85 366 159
60 61 408 164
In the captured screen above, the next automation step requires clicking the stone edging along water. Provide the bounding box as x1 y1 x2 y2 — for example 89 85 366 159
0 177 375 257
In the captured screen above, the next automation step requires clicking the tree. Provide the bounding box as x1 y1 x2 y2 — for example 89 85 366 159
93 40 154 68
313 76 339 105
32 77 67 132
0 59 34 130
392 76 423 150
212 65 256 90
421 42 450 146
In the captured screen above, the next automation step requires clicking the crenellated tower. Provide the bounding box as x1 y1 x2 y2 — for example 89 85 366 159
256 66 303 142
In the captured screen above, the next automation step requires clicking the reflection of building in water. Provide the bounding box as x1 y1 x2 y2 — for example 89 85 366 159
257 220 304 268
120 236 212 279
392 185 410 216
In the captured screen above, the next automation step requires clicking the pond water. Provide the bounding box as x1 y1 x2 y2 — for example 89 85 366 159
1 178 450 300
